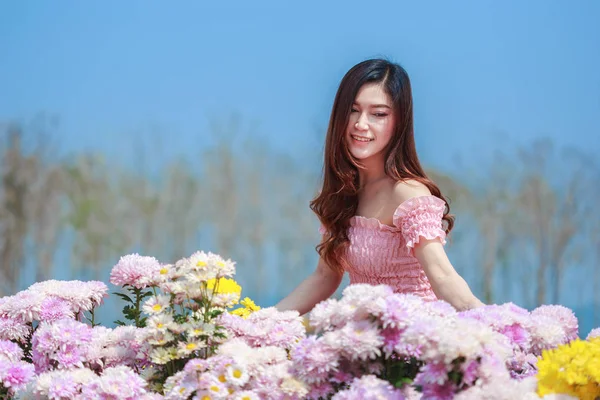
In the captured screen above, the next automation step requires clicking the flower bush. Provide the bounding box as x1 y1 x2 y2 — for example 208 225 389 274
0 249 598 399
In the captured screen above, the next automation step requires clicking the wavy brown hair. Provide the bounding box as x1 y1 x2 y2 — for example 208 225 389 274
310 59 455 273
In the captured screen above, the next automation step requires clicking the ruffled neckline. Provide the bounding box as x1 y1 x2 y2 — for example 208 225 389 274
349 195 445 232
349 215 399 232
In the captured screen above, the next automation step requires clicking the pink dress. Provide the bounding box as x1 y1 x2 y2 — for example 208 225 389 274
320 195 447 301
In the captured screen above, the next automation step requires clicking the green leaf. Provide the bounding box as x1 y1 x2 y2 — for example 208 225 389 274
113 292 134 303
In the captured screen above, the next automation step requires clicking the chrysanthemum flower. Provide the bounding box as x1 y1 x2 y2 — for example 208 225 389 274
110 253 162 289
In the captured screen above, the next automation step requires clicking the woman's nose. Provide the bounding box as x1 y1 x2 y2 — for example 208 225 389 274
354 113 368 130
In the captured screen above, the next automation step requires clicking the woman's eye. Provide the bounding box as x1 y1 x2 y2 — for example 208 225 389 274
351 108 358 113
374 113 388 117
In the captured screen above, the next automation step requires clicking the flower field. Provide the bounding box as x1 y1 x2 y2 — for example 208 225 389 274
0 251 598 400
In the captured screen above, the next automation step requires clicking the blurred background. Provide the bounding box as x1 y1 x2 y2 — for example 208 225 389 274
1 1 599 336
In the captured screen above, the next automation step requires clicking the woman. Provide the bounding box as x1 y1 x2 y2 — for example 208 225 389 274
276 58 484 315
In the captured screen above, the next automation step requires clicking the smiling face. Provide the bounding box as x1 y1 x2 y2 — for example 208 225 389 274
345 82 397 163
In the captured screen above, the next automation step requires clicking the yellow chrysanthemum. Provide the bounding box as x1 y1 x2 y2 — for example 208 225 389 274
229 296 260 319
205 277 241 295
240 297 260 312
231 307 251 318
536 338 600 400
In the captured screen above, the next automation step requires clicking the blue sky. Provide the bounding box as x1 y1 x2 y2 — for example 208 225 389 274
1 0 599 171
1 1 599 333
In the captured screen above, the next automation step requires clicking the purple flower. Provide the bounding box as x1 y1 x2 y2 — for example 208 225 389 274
420 381 456 400
291 336 339 384
221 307 306 350
373 294 417 330
0 291 44 323
39 297 74 322
587 327 600 340
414 362 449 386
31 319 93 372
461 359 480 386
80 365 148 399
0 340 24 362
47 375 79 399
0 317 30 342
531 304 579 342
0 360 35 392
110 253 162 289
499 323 529 349
325 320 383 361
332 375 405 400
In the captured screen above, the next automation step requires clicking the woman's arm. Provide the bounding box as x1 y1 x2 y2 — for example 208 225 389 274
414 238 485 311
274 256 344 316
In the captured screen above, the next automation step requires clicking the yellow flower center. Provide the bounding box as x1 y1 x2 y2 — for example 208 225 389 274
186 343 197 350
210 385 220 393
160 267 169 275
218 375 226 383
197 261 207 267
233 369 243 379
152 304 162 312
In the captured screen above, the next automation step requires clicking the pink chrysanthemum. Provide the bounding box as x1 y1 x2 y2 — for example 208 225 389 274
47 375 79 399
291 336 339 384
0 360 36 393
110 253 162 289
80 365 148 399
531 304 579 342
26 280 108 313
332 374 405 400
326 320 383 361
587 327 600 340
0 339 24 362
0 290 45 323
38 296 74 322
32 319 93 372
221 307 306 350
414 362 449 386
0 316 30 342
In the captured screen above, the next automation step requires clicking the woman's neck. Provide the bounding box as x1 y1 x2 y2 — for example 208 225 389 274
358 157 387 188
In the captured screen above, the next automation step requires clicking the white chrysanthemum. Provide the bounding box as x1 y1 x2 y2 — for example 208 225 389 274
280 376 309 398
176 340 206 357
184 268 213 284
142 295 171 315
150 347 177 365
232 390 260 400
147 331 174 346
207 252 236 277
147 314 175 333
212 292 241 308
341 284 393 310
226 364 249 386
198 375 228 399
186 322 216 338
309 299 341 332
159 281 185 295
34 368 96 397
218 338 254 361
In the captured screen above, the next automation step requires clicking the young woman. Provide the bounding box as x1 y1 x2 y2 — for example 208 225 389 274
276 59 484 315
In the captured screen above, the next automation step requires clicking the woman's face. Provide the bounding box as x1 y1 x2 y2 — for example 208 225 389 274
345 82 396 163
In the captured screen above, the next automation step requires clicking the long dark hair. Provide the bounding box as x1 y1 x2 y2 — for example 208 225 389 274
310 58 455 273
